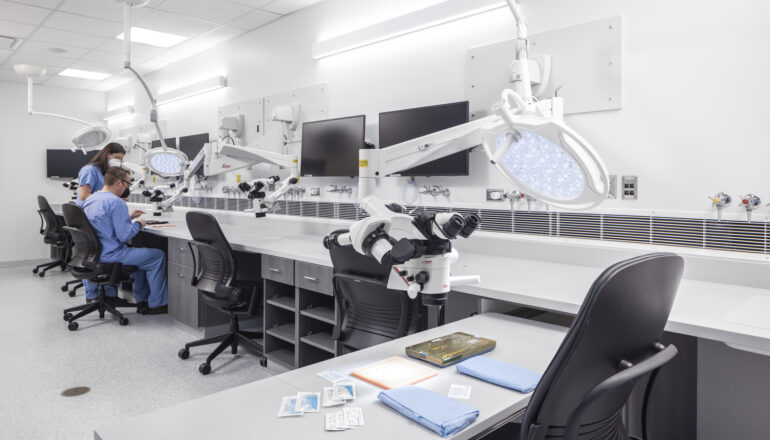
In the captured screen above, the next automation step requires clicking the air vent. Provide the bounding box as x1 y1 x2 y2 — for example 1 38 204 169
705 220 765 254
651 217 704 249
603 214 650 244
478 209 512 233
514 211 553 236
286 201 301 216
272 201 286 215
337 203 357 220
557 213 601 240
318 202 335 218
225 198 239 211
300 201 317 217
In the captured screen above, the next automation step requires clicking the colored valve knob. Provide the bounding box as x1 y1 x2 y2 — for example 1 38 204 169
740 194 761 210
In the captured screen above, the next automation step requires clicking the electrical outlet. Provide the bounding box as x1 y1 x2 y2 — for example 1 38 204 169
622 175 638 200
607 175 617 199
310 187 320 196
486 189 505 201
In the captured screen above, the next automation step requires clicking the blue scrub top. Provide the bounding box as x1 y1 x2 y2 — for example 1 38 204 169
82 191 141 262
77 164 104 205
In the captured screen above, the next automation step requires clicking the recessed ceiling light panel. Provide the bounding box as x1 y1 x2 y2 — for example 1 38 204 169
116 27 187 48
59 68 111 80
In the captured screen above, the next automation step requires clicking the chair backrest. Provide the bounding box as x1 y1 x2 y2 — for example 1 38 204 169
37 195 64 243
329 243 423 352
185 211 237 295
61 202 101 273
520 253 684 440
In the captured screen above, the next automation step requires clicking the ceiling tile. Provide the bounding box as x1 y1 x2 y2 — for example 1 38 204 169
134 58 169 74
173 38 216 55
0 68 28 82
159 0 253 24
260 0 322 15
43 74 102 89
16 39 90 58
90 72 133 91
0 0 51 25
199 25 245 43
81 49 145 66
0 18 38 38
153 48 193 63
45 11 124 38
97 38 167 59
135 10 218 38
227 8 279 30
228 0 273 7
68 59 123 75
29 27 107 49
6 0 63 8
0 48 12 63
57 0 152 23
8 50 75 68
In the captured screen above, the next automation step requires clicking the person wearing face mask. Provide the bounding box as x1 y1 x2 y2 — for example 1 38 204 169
77 142 127 204
82 168 168 314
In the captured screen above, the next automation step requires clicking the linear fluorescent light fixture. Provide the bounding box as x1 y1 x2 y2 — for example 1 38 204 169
116 27 187 48
59 68 111 80
313 0 507 59
102 105 134 121
156 76 227 106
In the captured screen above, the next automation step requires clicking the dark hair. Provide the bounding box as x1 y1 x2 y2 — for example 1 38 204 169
104 167 130 186
88 142 126 174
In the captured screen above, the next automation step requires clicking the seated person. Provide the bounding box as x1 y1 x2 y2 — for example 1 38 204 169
82 167 168 315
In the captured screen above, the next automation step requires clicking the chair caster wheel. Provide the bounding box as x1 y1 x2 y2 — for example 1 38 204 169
260 357 268 367
178 349 190 360
63 313 73 321
38 272 45 278
119 318 129 326
68 290 76 297
199 363 211 375
68 322 78 331
32 268 38 274
60 285 68 292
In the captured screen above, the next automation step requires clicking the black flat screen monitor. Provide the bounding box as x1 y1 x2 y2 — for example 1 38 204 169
379 101 470 176
301 115 366 177
179 133 209 159
46 149 98 178
151 137 177 149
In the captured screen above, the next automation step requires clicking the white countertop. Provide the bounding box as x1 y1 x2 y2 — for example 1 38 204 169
138 206 770 355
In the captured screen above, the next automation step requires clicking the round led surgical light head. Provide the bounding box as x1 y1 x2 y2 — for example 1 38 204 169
111 0 150 6
13 64 47 77
72 126 112 151
144 148 188 178
483 90 609 210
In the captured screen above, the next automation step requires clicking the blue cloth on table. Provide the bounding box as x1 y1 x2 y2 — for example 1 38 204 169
456 356 541 393
378 386 479 438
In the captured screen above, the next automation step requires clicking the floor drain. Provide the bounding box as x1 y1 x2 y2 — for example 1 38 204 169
61 386 90 397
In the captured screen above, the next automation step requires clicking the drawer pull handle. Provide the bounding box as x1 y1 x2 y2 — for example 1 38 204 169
178 247 185 252
177 273 185 278
303 276 318 282
269 268 281 273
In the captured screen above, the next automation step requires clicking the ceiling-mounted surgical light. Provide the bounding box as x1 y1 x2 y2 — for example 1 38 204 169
156 76 227 106
313 0 507 59
144 148 189 178
102 105 135 121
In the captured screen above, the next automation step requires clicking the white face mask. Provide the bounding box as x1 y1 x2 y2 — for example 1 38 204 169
108 158 123 168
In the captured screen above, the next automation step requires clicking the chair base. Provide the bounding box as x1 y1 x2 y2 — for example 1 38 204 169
33 259 65 277
179 314 265 375
62 285 136 331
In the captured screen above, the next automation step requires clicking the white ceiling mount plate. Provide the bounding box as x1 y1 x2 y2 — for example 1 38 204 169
13 63 46 77
467 15 623 118
111 0 151 7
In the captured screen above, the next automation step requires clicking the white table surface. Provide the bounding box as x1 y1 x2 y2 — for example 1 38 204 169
94 313 568 440
138 209 770 355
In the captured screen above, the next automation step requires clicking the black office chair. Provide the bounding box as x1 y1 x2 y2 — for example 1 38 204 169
177 211 266 375
329 241 424 354
33 195 69 277
60 203 137 331
492 253 683 440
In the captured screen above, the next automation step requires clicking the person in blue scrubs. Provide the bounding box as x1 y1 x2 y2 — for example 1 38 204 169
77 143 127 300
77 142 126 204
82 168 169 314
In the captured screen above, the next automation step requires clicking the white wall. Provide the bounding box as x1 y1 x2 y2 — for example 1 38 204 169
107 0 770 221
0 81 105 263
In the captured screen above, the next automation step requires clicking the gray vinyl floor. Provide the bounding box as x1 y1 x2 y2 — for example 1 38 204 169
0 263 274 440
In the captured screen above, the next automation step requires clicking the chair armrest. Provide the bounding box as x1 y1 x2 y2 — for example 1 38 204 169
563 344 678 440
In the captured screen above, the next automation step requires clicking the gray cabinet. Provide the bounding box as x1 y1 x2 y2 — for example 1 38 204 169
263 256 337 370
168 262 198 327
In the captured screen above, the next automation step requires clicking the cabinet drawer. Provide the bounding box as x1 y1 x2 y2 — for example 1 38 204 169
168 262 198 328
261 255 294 285
168 237 194 267
295 261 333 295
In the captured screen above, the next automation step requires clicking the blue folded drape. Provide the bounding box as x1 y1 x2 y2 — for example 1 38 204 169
378 386 479 438
456 356 541 393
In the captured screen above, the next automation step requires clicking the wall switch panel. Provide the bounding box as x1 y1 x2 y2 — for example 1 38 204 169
622 175 638 200
607 175 617 199
487 189 505 201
